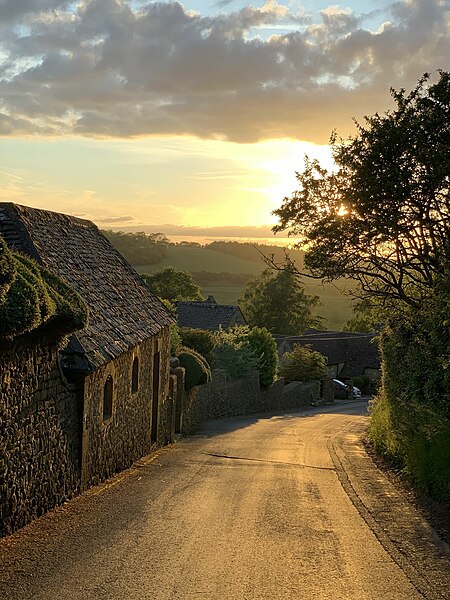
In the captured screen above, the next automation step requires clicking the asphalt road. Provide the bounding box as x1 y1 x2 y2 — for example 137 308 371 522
1 401 449 600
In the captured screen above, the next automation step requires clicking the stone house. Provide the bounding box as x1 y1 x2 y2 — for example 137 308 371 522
0 203 174 534
176 295 247 331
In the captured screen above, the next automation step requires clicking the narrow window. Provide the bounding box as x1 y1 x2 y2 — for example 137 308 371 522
103 375 113 420
132 356 139 394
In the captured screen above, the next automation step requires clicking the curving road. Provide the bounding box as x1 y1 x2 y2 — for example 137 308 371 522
1 401 449 599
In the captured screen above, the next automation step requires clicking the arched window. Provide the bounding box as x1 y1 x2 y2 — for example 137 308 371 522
103 375 113 420
132 356 139 394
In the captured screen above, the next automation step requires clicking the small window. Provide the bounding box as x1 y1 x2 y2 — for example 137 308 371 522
132 356 139 394
103 375 113 420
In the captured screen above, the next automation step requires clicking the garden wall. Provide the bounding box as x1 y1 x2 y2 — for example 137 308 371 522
181 370 321 435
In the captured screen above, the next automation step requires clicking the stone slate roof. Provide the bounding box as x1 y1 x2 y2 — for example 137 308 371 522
0 203 173 370
176 297 246 331
274 331 380 378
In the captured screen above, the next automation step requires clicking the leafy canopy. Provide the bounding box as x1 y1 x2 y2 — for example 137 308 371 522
239 267 322 335
141 267 203 302
273 71 450 309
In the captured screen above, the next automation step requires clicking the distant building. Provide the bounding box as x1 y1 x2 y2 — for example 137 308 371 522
274 330 381 382
176 295 247 331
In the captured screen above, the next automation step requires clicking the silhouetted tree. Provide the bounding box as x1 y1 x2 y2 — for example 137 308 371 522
273 71 450 310
239 267 321 334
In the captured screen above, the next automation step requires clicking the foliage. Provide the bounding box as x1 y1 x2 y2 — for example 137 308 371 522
273 71 450 309
177 346 211 391
211 326 259 381
239 267 322 335
141 267 203 302
0 237 15 304
278 344 327 383
0 243 88 341
343 300 385 333
103 230 169 266
246 327 278 387
179 328 217 363
170 324 182 356
368 278 450 501
351 375 370 393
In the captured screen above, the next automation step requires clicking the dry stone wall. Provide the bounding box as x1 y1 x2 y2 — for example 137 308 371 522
0 335 81 536
182 371 321 435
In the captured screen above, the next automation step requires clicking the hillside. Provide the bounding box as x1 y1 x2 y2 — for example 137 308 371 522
134 245 354 330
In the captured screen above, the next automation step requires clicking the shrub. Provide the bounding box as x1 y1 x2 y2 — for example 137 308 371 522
247 327 278 387
177 346 211 391
0 237 15 303
278 344 327 383
351 375 370 393
179 327 216 363
211 326 259 381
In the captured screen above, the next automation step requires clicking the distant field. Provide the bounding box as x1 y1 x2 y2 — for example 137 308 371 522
134 245 354 330
136 246 264 275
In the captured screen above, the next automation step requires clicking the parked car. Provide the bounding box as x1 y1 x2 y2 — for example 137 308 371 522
333 379 362 399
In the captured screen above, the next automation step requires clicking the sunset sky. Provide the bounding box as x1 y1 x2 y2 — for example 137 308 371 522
0 0 448 240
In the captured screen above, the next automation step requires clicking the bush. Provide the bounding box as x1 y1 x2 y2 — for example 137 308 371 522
177 346 211 391
179 327 216 363
368 279 450 502
247 327 278 387
351 375 370 393
211 326 259 381
278 344 327 383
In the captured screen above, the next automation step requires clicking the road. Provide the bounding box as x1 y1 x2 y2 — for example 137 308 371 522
1 401 449 599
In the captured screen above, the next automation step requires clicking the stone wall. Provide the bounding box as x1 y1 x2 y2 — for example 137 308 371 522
81 326 174 488
181 371 321 435
0 334 81 536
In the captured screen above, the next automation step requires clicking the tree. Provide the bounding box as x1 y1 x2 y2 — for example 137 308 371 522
239 267 321 335
103 230 169 266
273 71 450 310
246 327 278 387
141 268 203 302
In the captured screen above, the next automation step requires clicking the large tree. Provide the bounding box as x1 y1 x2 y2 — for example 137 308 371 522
239 267 321 335
273 71 450 309
141 268 203 302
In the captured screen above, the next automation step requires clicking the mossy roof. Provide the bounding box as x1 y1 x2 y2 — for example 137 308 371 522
0 203 173 369
0 236 88 342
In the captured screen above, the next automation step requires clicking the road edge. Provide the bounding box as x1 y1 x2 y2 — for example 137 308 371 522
328 421 450 600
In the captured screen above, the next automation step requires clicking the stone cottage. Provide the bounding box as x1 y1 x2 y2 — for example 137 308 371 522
0 203 174 533
176 295 247 331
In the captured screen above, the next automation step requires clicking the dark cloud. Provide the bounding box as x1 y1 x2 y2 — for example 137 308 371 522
0 0 448 143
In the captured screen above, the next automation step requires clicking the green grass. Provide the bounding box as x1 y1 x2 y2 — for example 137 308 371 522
136 246 264 275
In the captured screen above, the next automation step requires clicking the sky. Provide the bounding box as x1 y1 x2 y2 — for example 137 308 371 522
0 0 448 241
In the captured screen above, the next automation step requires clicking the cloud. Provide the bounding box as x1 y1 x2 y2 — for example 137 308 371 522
0 0 448 143
98 215 136 223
